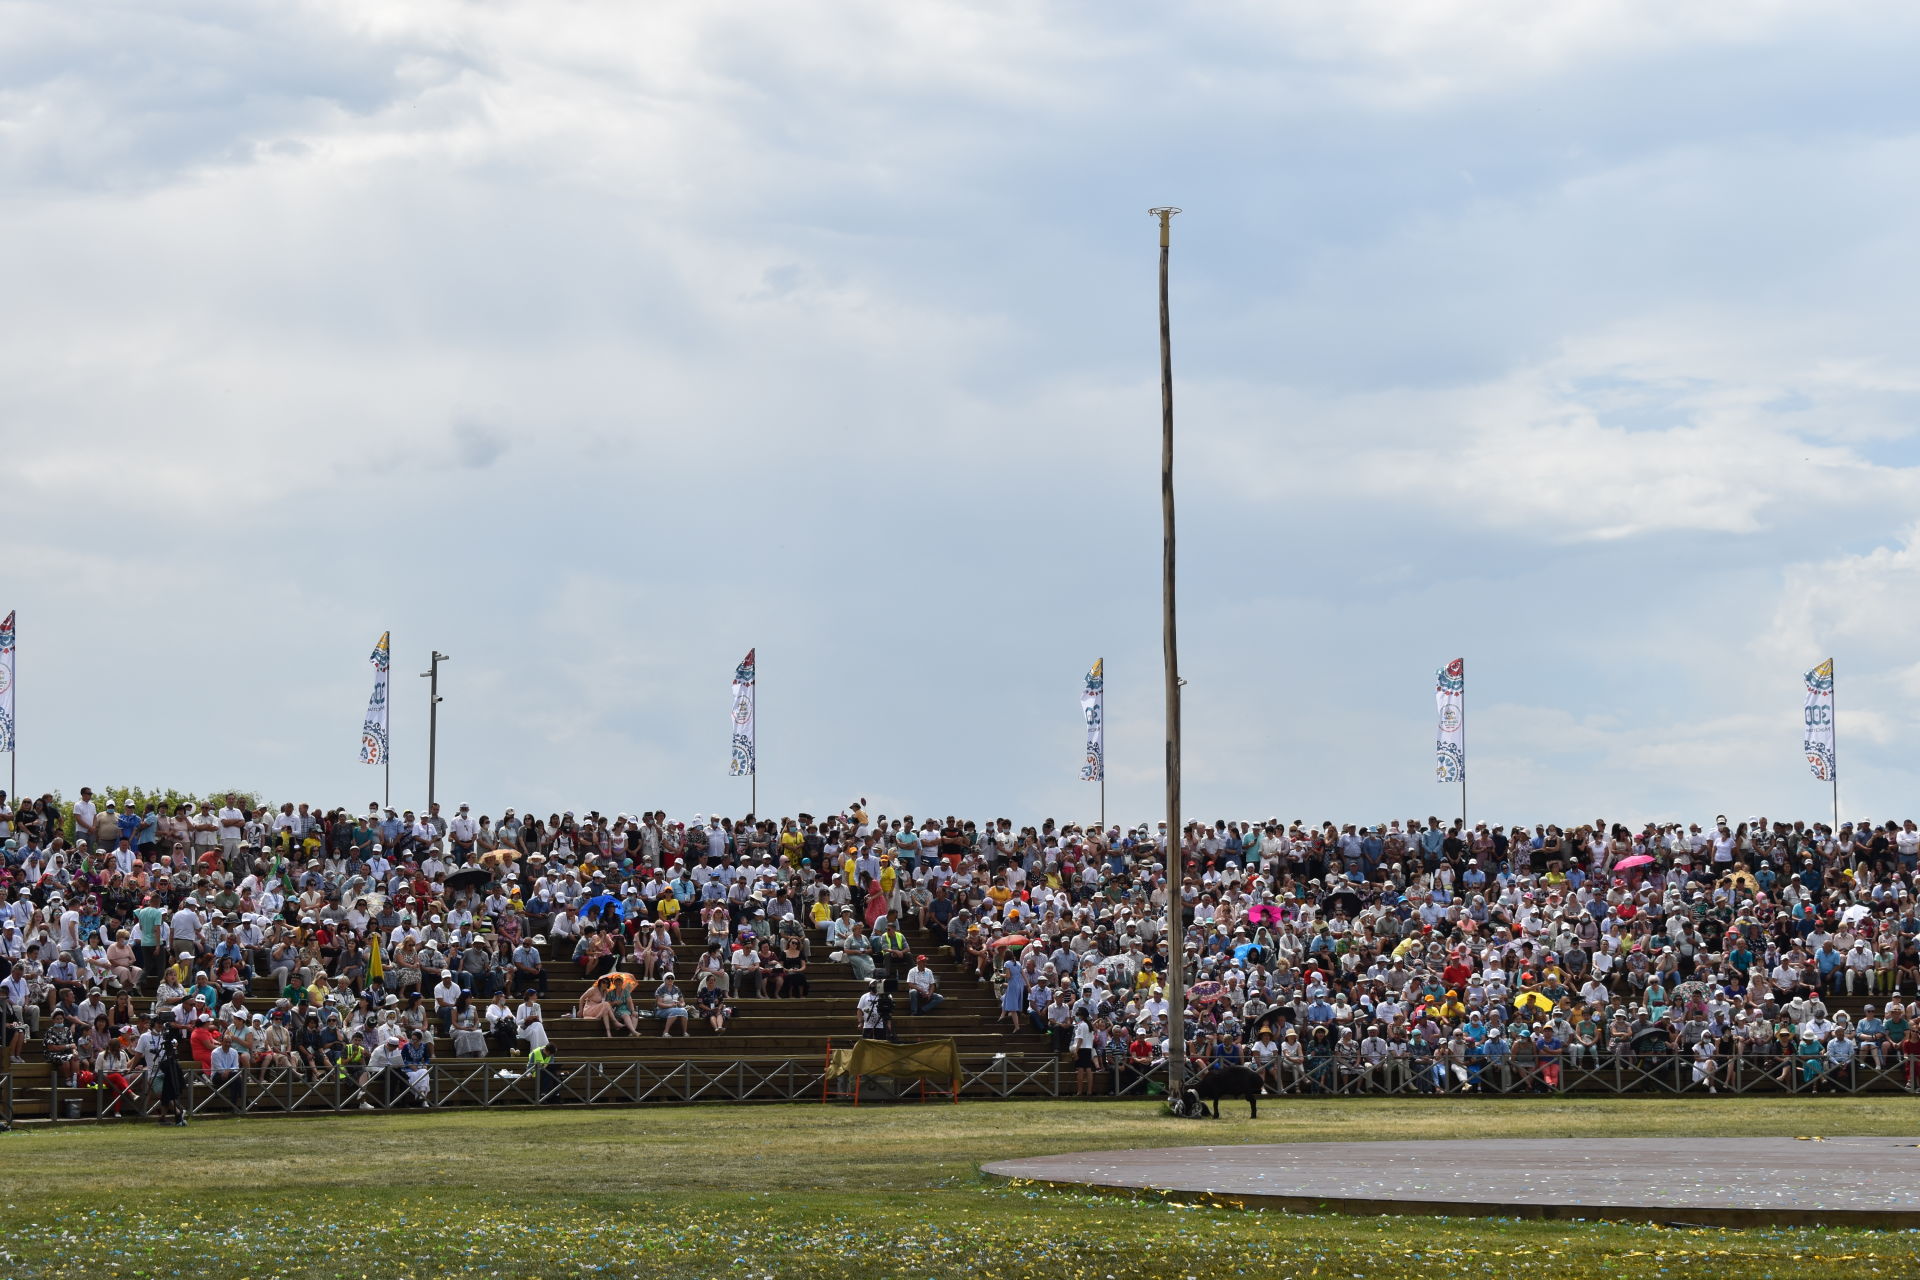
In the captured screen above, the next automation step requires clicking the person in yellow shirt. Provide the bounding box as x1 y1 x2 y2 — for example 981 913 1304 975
878 859 897 895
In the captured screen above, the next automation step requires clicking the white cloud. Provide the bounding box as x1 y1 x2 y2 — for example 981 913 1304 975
7 0 1920 822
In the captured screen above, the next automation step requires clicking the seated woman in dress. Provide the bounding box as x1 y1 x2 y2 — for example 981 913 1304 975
450 995 488 1057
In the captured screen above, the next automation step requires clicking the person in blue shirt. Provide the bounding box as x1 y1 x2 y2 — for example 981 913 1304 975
1815 942 1845 993
1824 1029 1857 1089
1857 1008 1888 1068
1360 828 1385 878
1481 1026 1511 1092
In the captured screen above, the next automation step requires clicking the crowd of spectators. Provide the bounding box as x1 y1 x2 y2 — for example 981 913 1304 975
5 785 1920 1110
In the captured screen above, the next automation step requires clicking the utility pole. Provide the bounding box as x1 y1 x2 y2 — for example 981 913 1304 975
421 651 449 814
1151 205 1185 1104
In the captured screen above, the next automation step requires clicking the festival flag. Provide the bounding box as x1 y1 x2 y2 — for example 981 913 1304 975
1804 658 1836 781
1080 658 1104 782
1435 658 1465 783
0 611 15 754
730 648 756 776
359 631 391 765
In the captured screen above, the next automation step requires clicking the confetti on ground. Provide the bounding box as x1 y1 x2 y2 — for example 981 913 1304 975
3 1098 1918 1279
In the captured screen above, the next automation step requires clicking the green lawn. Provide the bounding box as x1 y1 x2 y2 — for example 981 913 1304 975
2 1097 1917 1279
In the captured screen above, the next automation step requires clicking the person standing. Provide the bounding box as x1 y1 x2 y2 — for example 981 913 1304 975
519 1009 557 1101
1071 1013 1097 1096
857 979 888 1040
998 955 1026 1028
448 805 478 864
217 795 246 866
71 788 98 842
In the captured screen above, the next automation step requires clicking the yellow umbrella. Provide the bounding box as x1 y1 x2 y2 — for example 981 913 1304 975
1514 990 1554 1013
368 933 384 982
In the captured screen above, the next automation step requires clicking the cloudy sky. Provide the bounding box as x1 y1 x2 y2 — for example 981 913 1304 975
6 0 1920 826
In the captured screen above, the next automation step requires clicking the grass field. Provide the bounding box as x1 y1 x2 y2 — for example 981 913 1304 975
3 1097 1918 1279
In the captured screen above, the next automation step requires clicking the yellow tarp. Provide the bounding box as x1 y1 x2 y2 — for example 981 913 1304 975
827 1038 961 1083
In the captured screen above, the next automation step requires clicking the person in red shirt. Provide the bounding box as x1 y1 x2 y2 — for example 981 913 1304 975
188 1016 220 1074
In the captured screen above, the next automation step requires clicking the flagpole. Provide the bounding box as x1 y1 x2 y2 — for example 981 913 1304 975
1152 205 1185 1104
385 631 392 810
1460 660 1468 829
9 614 15 807
1827 660 1843 840
751 655 758 820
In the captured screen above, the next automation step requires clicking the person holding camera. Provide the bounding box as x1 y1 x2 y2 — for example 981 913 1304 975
142 1016 187 1126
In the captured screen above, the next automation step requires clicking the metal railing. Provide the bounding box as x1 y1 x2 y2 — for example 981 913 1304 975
1115 1051 1920 1099
33 1047 1920 1122
40 1053 1067 1121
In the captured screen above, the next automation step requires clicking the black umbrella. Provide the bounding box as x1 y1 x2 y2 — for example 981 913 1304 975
445 867 492 893
1630 1026 1672 1053
1321 890 1362 917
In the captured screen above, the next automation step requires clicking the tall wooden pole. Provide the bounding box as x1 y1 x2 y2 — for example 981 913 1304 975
422 651 448 813
1152 206 1184 1102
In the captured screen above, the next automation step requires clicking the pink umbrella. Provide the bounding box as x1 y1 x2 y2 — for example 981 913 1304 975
1246 904 1283 926
1614 854 1655 870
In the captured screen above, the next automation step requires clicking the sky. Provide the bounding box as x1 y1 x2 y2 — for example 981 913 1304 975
5 0 1920 826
